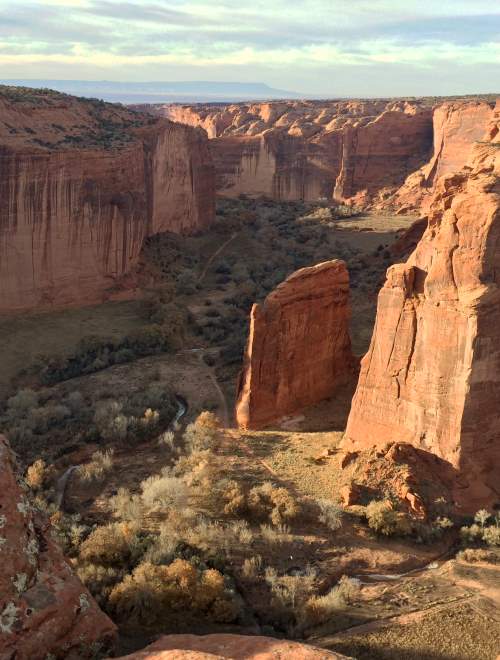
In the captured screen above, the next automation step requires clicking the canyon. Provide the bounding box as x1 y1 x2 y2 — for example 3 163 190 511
235 260 354 429
0 87 214 313
343 103 500 511
145 97 496 210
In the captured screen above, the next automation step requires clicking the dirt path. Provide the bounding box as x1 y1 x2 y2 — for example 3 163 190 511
197 232 239 283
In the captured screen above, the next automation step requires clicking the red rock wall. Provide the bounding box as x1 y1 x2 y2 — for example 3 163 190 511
0 106 214 313
145 100 433 205
344 130 500 510
235 260 354 429
0 435 116 659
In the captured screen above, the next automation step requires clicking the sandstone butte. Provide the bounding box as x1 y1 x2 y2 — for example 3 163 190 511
235 260 354 430
0 87 215 314
343 101 500 512
113 633 349 659
0 434 116 659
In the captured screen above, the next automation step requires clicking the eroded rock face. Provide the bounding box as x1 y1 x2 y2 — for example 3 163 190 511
393 100 496 213
0 435 116 659
0 88 215 313
114 633 349 659
344 125 500 511
145 100 433 204
235 260 354 429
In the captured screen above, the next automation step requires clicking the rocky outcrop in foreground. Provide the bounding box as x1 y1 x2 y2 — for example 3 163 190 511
0 86 214 313
343 111 500 511
0 435 116 659
115 633 349 659
235 260 354 429
148 100 433 204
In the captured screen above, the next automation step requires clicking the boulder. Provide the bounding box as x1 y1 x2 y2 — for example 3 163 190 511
114 634 350 659
0 435 116 659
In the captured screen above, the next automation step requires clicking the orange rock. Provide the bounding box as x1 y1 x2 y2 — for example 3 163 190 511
0 88 215 313
0 435 116 659
344 123 500 512
235 260 354 429
113 634 349 659
338 451 358 469
340 483 361 506
144 99 433 204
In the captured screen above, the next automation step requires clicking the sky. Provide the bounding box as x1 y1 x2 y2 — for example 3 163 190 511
0 0 499 96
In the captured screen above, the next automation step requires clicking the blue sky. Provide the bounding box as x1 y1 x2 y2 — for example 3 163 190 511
0 0 499 95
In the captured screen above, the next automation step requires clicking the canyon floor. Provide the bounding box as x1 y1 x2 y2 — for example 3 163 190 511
1 197 498 659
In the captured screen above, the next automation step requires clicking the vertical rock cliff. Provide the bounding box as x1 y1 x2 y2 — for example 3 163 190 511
235 260 354 430
0 435 116 659
0 88 215 313
344 116 500 510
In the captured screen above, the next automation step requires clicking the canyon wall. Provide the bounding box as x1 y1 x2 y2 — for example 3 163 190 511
0 434 116 659
0 88 215 313
235 260 354 429
148 100 433 204
343 108 500 510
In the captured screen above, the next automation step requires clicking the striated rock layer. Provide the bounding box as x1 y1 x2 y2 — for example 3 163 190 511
0 435 116 659
235 260 354 430
114 633 349 659
0 87 215 313
146 100 433 204
343 112 500 511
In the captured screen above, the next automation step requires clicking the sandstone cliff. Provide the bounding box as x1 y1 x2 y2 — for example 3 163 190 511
392 100 495 212
235 260 354 429
146 100 433 204
0 87 215 313
0 434 116 659
343 114 500 511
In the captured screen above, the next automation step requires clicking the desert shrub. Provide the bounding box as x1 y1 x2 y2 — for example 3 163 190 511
50 511 89 554
218 479 246 516
77 563 124 606
110 488 144 523
248 482 299 526
482 525 500 546
78 449 115 483
459 523 483 544
78 522 142 566
183 412 220 453
242 555 262 578
316 499 343 531
64 390 85 414
140 474 189 512
158 430 175 450
260 523 291 545
474 509 491 527
6 388 39 418
457 548 499 563
94 401 129 441
366 500 411 537
26 404 71 433
177 270 197 295
304 575 360 626
25 459 49 490
109 558 239 626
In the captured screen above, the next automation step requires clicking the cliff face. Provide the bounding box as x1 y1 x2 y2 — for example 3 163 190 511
148 100 433 204
0 435 116 659
0 88 214 313
235 260 354 430
392 100 495 212
344 112 500 510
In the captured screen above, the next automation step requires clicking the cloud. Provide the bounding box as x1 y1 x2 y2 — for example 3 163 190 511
0 0 498 95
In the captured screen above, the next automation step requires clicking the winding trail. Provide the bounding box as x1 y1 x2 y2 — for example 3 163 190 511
197 232 239 283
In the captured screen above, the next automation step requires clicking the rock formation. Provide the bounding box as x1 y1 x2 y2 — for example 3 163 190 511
343 112 500 511
0 435 116 659
0 86 215 313
235 260 354 429
392 100 496 213
114 633 349 659
144 100 433 204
